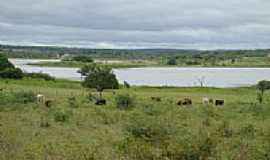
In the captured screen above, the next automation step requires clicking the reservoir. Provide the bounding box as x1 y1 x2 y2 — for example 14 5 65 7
10 59 270 88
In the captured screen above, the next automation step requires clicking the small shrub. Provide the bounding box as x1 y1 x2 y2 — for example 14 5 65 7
185 61 201 65
124 81 131 88
24 72 55 81
0 68 23 79
167 57 177 65
40 121 50 128
217 121 233 138
86 93 97 102
239 124 256 138
115 94 135 110
13 91 36 104
67 97 79 108
257 92 263 104
126 113 174 143
54 110 71 122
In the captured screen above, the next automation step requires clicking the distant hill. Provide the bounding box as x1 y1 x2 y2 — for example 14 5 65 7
0 44 269 59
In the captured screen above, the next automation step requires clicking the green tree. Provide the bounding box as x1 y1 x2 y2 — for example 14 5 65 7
0 54 14 70
72 56 94 63
167 57 177 65
0 68 23 79
81 64 119 99
257 80 270 103
0 54 23 79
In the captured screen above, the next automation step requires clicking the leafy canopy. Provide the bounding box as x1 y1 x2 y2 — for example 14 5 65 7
0 54 14 71
81 64 119 92
0 54 23 79
257 80 270 94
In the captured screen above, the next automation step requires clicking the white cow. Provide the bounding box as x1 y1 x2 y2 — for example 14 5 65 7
36 94 45 103
202 97 210 105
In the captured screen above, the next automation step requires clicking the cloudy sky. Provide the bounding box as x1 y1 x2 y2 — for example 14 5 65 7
0 0 270 49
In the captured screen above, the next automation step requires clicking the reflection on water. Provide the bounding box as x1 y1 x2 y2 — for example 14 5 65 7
9 59 270 88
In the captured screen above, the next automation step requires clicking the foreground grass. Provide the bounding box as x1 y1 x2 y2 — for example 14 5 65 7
1 79 270 160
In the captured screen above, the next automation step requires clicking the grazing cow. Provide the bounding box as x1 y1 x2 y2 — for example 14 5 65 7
45 100 53 108
151 97 162 102
95 99 106 105
36 94 45 103
202 97 210 105
202 97 214 105
215 100 225 106
183 98 192 105
177 100 182 106
177 98 192 106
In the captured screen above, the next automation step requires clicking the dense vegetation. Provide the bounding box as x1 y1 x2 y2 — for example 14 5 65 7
0 54 23 79
2 44 270 68
1 78 270 159
80 64 119 99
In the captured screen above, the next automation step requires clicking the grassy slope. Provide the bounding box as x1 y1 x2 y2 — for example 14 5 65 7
1 79 270 159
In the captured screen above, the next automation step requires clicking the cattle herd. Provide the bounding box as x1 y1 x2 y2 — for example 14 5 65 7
35 93 224 107
152 96 225 106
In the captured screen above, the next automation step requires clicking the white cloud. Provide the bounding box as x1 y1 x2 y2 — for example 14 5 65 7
0 0 270 49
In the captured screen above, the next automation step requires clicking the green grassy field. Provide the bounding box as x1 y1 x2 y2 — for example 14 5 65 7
1 78 270 159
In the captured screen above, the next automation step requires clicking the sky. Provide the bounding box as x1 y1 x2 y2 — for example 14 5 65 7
0 0 270 49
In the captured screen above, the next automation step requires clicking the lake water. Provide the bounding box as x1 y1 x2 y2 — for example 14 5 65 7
9 59 270 88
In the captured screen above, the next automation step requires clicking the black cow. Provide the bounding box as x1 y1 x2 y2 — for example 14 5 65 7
45 100 53 108
151 97 162 102
95 99 106 105
177 98 192 106
215 100 224 106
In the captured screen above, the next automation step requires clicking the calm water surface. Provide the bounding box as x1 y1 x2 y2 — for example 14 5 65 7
9 59 270 87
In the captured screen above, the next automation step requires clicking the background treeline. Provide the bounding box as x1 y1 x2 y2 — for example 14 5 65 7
1 44 269 60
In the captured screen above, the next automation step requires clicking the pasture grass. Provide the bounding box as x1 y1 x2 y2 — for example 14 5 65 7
1 78 270 159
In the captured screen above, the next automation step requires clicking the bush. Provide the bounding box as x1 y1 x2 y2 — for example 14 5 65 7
54 110 71 122
24 72 55 81
124 81 131 88
0 68 23 79
0 90 35 105
167 57 177 65
67 97 79 108
0 54 14 70
14 91 36 104
115 94 135 110
185 61 201 65
125 113 175 143
72 56 94 63
0 54 23 79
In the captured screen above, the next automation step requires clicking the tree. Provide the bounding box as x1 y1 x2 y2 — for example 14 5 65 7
80 64 119 99
0 68 23 79
257 80 270 103
167 57 177 65
0 54 14 70
0 54 23 79
72 56 94 63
